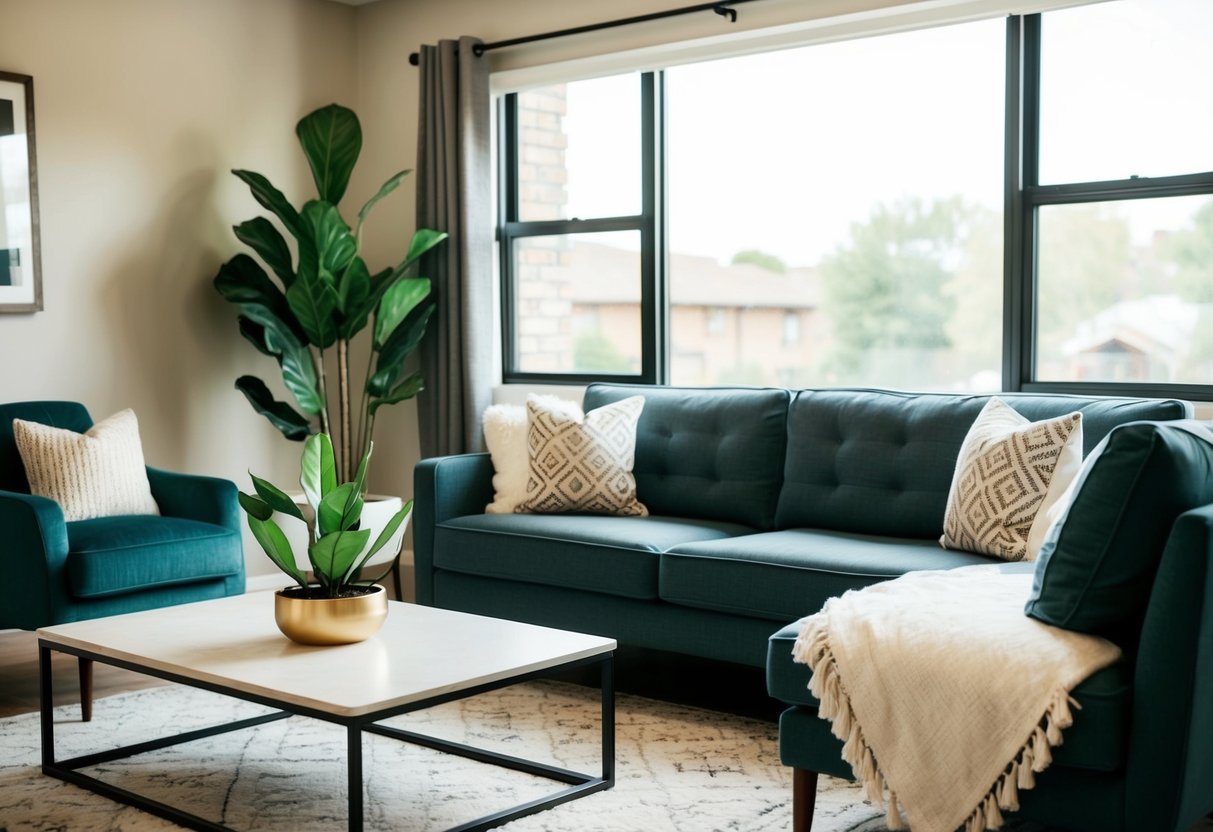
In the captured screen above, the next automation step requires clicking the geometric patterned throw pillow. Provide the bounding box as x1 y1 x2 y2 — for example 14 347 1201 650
12 408 161 522
940 398 1082 562
516 394 648 516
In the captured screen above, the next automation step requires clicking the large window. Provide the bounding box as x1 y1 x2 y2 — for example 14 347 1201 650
498 0 1213 396
1021 0 1213 393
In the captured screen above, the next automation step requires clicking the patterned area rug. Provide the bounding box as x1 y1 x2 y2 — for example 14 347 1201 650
0 680 1050 832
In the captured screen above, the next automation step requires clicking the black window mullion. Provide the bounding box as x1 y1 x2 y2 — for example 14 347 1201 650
1016 13 1042 392
1029 171 1213 204
1003 14 1026 393
640 71 660 384
503 216 646 238
499 93 520 378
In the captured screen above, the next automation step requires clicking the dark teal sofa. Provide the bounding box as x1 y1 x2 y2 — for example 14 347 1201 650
414 384 1187 667
414 384 1213 831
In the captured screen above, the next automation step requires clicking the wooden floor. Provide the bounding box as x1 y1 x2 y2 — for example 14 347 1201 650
0 629 164 718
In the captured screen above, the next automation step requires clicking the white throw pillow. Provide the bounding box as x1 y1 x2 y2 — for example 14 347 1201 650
482 395 581 514
940 398 1083 562
13 408 160 522
517 394 648 517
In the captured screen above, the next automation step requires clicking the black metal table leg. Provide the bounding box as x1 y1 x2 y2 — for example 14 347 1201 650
40 643 55 769
349 723 364 832
601 654 615 785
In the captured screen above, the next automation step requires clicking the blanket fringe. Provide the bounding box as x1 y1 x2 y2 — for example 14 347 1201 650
793 615 1083 832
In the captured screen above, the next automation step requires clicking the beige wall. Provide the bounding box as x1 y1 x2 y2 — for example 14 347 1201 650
0 0 357 578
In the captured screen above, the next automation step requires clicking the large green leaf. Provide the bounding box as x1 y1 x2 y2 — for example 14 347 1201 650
286 270 339 349
237 317 275 358
355 170 408 240
238 491 273 521
214 255 295 332
309 528 371 584
246 514 307 587
250 475 305 521
373 278 430 349
368 303 434 397
301 200 357 281
234 376 311 440
352 441 372 497
369 371 425 415
233 217 295 289
317 482 363 536
344 230 446 333
336 257 371 327
341 265 391 338
239 305 323 415
403 228 448 269
296 104 361 205
232 169 304 240
300 433 337 514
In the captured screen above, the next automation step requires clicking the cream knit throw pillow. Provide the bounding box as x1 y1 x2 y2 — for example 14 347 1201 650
517 394 648 516
941 398 1082 562
482 396 583 514
13 408 160 521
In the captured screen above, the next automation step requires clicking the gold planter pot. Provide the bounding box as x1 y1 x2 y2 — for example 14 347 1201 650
274 584 388 646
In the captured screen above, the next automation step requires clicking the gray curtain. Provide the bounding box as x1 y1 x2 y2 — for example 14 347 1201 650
416 36 493 458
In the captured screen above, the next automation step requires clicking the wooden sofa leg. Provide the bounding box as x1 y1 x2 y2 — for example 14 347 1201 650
78 657 93 722
793 768 819 832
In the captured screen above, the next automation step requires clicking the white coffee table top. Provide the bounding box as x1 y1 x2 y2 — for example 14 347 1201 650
38 593 615 717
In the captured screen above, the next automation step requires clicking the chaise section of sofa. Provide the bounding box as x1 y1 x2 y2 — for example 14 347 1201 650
413 384 1191 669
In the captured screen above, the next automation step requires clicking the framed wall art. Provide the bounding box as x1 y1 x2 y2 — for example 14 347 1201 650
0 71 41 312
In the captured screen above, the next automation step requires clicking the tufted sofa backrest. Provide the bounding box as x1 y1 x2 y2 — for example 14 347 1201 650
0 401 94 493
584 383 790 530
776 389 1192 539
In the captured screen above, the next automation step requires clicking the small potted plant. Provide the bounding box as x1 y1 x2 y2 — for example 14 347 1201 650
239 433 408 645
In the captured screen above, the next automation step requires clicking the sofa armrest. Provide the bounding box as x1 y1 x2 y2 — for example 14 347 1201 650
146 467 240 532
413 453 495 606
1127 503 1213 831
0 490 69 630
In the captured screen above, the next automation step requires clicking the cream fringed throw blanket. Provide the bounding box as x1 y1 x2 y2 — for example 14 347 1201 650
792 566 1121 832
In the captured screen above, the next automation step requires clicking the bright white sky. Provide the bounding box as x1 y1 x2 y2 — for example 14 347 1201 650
560 0 1213 268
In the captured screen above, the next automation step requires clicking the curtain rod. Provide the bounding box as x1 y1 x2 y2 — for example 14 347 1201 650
408 0 758 66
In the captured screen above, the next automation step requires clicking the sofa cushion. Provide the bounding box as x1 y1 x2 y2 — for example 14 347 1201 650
67 515 243 598
661 528 992 623
583 383 790 530
776 389 1192 539
766 614 1129 772
518 395 648 516
0 401 93 493
940 398 1083 562
1027 420 1213 634
433 513 755 601
15 408 161 522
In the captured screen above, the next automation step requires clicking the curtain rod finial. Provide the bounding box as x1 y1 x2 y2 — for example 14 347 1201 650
409 52 420 66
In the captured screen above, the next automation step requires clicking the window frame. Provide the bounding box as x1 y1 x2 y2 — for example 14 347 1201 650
498 11 1213 399
497 72 664 385
1009 12 1213 399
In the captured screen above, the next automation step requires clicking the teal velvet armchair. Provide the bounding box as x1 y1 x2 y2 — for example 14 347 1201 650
0 402 245 719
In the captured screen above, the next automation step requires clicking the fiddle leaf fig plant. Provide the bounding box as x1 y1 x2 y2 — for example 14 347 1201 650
239 434 410 598
214 103 447 482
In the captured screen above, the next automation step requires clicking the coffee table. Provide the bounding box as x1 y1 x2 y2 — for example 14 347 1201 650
37 592 616 832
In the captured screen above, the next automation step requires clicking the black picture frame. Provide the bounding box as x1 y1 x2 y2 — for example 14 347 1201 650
0 71 41 312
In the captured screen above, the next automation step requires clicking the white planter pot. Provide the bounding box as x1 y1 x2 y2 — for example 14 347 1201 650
275 494 410 575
